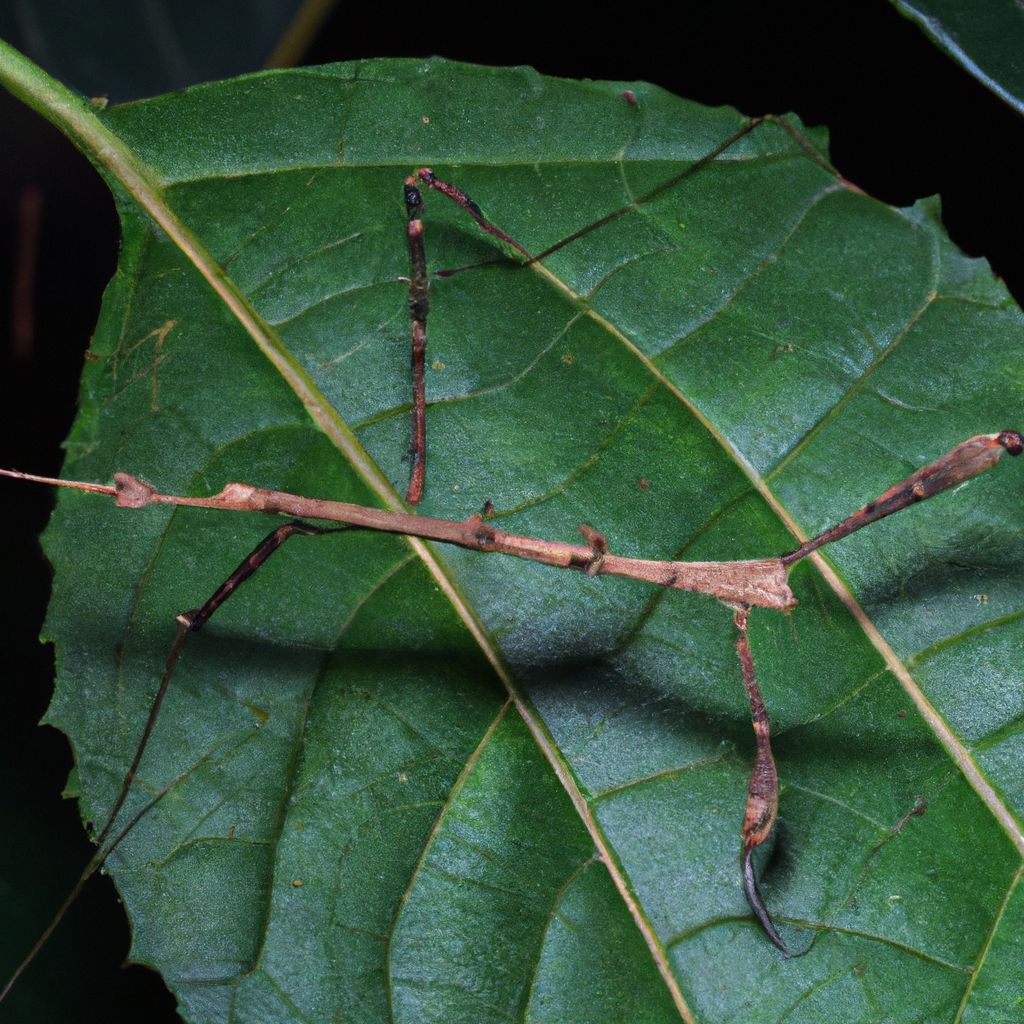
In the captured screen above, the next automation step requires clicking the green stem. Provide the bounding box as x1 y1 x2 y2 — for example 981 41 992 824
0 37 168 215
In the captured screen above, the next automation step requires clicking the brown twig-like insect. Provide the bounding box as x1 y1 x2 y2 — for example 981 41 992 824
1 428 1019 987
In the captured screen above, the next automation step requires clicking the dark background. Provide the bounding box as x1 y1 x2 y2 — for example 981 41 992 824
1 2 1021 1019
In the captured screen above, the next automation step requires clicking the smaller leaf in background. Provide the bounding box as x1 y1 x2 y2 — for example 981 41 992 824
893 0 1024 117
0 0 332 102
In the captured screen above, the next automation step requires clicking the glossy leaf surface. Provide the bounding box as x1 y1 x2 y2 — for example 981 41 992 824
20 59 1024 1022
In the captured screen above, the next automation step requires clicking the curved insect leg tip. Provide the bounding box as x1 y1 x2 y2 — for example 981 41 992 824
998 429 1023 456
743 846 792 957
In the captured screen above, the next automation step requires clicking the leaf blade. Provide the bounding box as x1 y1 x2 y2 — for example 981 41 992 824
13 55 1023 1022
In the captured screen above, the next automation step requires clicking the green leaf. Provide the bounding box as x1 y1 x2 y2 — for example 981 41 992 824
4 50 1024 1023
893 0 1024 117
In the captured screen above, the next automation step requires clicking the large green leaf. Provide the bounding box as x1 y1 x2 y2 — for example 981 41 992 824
4 51 1024 1023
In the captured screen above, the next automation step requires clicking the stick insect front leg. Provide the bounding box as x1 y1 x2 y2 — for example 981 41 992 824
0 518 350 1002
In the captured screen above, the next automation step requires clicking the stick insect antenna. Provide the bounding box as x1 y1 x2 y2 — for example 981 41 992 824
0 518 349 1003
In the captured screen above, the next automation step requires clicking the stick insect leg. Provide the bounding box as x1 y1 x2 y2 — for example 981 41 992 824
414 168 533 261
98 520 343 845
404 181 429 505
402 171 534 505
782 430 1023 565
0 518 348 1003
733 604 790 956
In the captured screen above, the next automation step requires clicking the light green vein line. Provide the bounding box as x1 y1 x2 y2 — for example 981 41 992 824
764 292 936 485
649 181 844 359
151 149 807 187
591 752 729 804
259 970 316 1024
669 916 971 973
907 607 1024 670
522 857 600 1021
780 666 888 734
775 966 853 1024
384 701 510 1024
782 781 889 833
954 862 1024 1023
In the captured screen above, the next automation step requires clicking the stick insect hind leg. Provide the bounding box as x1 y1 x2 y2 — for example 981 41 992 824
0 517 352 1002
732 603 790 955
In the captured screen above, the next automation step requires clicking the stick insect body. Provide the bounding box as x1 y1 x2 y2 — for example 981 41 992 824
1 164 1021 997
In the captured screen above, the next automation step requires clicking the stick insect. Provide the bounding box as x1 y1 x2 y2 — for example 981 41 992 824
2 54 1024 1015
4 427 1020 970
